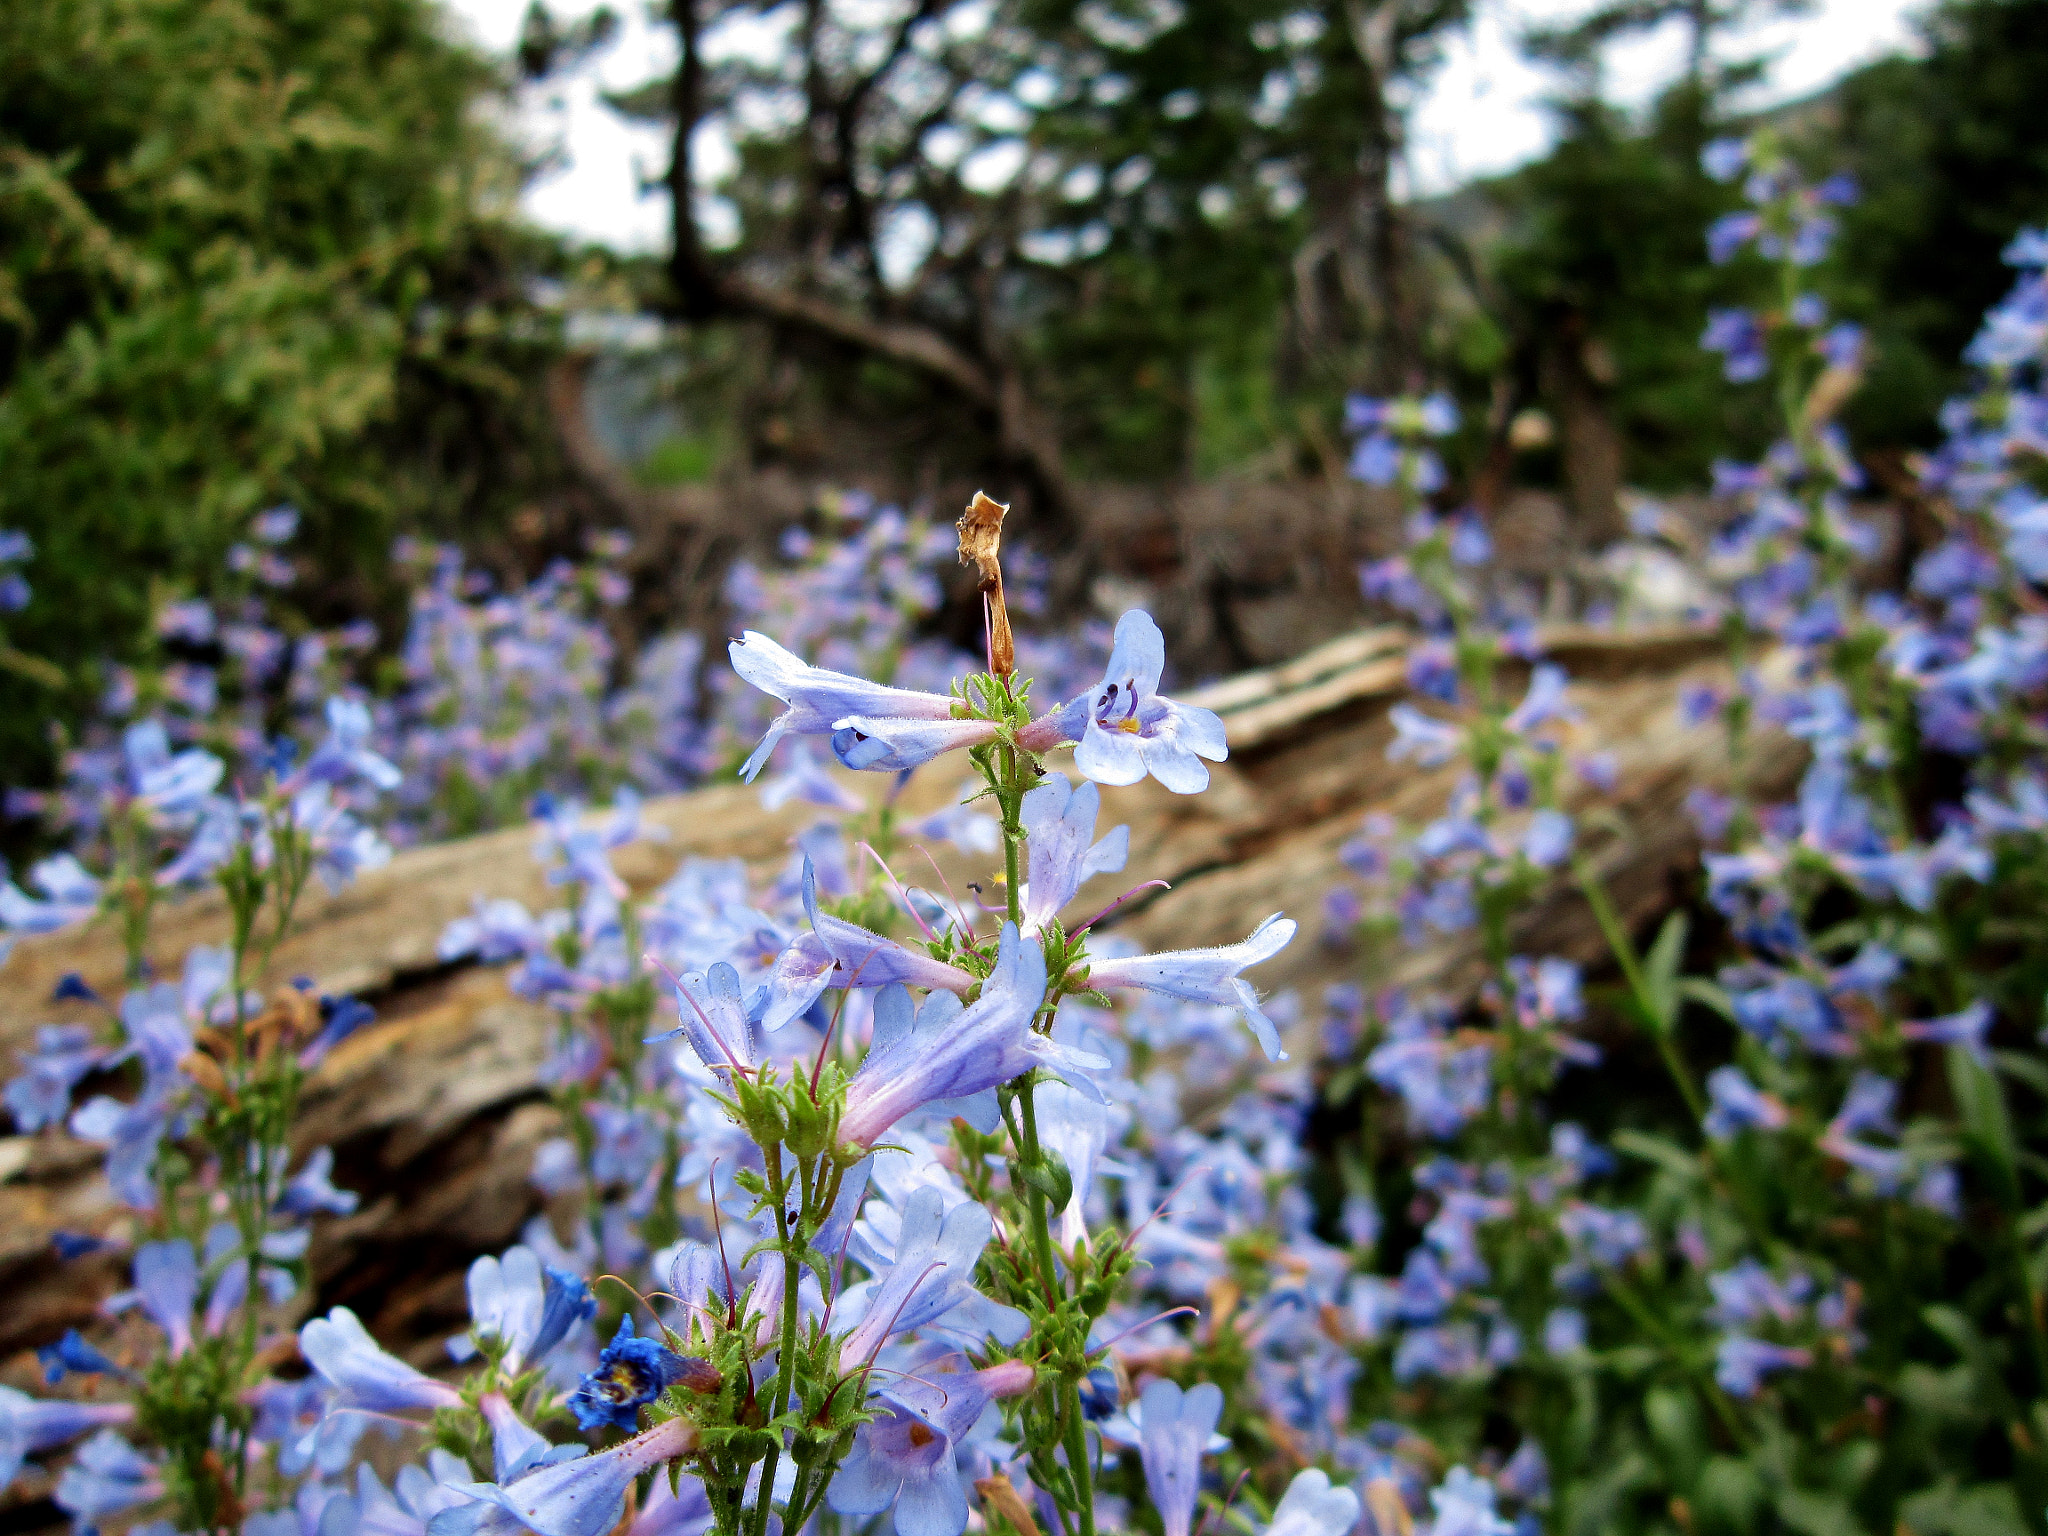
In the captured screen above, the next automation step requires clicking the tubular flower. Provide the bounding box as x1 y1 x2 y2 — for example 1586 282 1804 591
301 1308 466 1414
1086 914 1298 1059
727 632 987 780
1134 1378 1226 1536
432 1416 701 1536
827 1359 1034 1536
567 1318 706 1432
760 860 977 1032
837 922 1049 1150
1018 774 1129 933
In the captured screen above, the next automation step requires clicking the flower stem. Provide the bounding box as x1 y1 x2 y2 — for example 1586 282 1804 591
752 1151 803 1536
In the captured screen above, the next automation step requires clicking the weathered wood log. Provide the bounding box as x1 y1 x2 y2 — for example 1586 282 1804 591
0 624 1801 1386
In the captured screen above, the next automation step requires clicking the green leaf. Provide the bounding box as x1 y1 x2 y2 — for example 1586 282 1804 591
1949 1044 2022 1210
1643 912 1689 1033
1677 977 1737 1024
1018 1154 1075 1213
1612 1129 1702 1179
1994 1049 2048 1102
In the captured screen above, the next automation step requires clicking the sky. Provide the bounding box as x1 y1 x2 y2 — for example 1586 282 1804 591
444 0 1931 253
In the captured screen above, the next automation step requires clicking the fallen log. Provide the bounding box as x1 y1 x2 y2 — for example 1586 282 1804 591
0 623 1801 1386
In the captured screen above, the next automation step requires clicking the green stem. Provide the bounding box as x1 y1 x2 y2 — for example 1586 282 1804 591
1014 1085 1094 1536
1572 853 1707 1123
1014 1088 1061 1302
752 1157 804 1536
1603 1271 1749 1447
1001 745 1024 927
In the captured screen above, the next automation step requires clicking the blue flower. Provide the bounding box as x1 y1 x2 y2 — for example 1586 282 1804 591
1902 999 1993 1059
37 1331 125 1386
1086 914 1297 1059
1706 211 1761 264
1714 1335 1811 1397
759 859 976 1032
53 1430 160 1531
827 1359 1034 1536
1019 773 1129 932
1134 1378 1225 1536
727 631 981 780
647 962 758 1080
301 1307 465 1414
464 1247 595 1373
1519 810 1573 869
1429 1467 1515 1536
1701 308 1767 383
122 720 225 815
1702 1066 1787 1139
132 1240 198 1358
0 855 102 935
5 1025 108 1132
1701 137 1747 182
0 1390 135 1494
276 1147 359 1217
568 1318 695 1432
1387 703 1461 767
430 1416 700 1536
1350 432 1402 486
838 921 1049 1148
838 1186 1029 1368
1073 611 1229 794
1267 1469 1362 1536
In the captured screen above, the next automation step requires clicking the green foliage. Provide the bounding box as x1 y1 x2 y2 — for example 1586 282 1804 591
1832 0 2048 451
0 0 567 784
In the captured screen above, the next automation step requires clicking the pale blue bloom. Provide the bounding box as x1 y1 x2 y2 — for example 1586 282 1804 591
430 1416 697 1536
54 1430 160 1532
133 1240 198 1357
727 631 975 780
1073 611 1228 794
0 1389 134 1493
1266 1469 1361 1536
647 962 757 1080
1703 1066 1787 1139
837 1187 1028 1367
760 859 975 1031
838 922 1049 1148
277 1147 359 1217
1715 1335 1810 1397
6 1025 108 1132
827 1359 1032 1536
1387 704 1460 767
304 697 402 791
301 1308 466 1414
1020 773 1129 932
1429 1467 1515 1536
1087 915 1296 1059
0 854 102 934
1134 1378 1225 1536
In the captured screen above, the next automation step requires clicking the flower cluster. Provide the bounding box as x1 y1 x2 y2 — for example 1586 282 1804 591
18 127 2048 1536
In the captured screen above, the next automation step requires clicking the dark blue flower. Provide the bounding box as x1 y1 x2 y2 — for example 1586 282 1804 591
37 1329 125 1385
568 1317 694 1432
51 973 100 1004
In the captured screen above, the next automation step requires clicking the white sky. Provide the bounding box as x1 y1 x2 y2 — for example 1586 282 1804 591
445 0 1933 252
